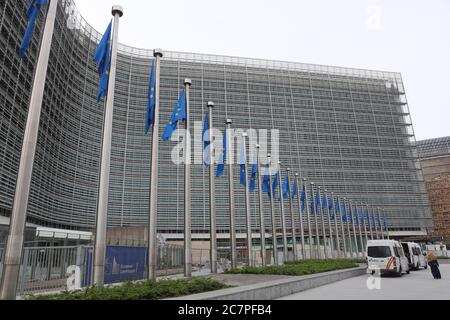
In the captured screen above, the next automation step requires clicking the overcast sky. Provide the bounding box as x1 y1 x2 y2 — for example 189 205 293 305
74 0 450 141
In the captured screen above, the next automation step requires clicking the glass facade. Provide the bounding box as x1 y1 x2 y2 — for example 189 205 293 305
0 0 432 234
417 136 450 159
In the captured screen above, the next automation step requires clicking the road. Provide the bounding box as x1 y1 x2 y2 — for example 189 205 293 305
279 265 450 300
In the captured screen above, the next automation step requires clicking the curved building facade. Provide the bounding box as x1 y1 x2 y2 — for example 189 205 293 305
0 0 432 235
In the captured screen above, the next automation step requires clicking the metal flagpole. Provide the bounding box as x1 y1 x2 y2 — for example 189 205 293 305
324 190 335 259
361 203 369 252
183 79 192 277
277 163 288 262
207 102 217 273
268 154 278 265
0 0 58 300
373 208 380 240
338 196 348 258
93 5 123 286
371 209 376 241
356 203 365 257
242 133 253 267
296 174 306 260
344 198 354 258
226 119 237 269
350 201 360 258
318 187 328 259
256 145 266 266
379 208 385 240
287 169 298 261
332 192 341 258
147 48 163 281
311 183 320 259
385 211 390 240
303 179 313 259
366 204 374 240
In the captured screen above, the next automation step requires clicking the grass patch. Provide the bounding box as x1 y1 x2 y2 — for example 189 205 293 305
225 259 363 276
28 277 229 300
437 256 450 260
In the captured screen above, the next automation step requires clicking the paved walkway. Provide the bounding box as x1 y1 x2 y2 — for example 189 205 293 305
279 265 450 300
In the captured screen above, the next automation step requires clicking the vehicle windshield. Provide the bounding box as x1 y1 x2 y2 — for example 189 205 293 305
368 246 391 258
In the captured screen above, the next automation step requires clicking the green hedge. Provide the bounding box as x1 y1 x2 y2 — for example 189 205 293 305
28 277 229 301
225 259 362 276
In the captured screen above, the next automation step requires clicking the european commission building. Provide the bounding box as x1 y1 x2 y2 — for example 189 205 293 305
0 0 432 240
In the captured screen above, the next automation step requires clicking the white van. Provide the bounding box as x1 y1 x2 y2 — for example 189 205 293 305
411 243 427 269
401 242 420 270
366 240 410 276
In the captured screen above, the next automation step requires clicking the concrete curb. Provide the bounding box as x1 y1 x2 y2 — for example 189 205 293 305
166 266 367 300
438 260 450 265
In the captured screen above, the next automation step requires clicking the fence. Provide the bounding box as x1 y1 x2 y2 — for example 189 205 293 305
0 242 360 297
0 244 191 297
18 246 88 297
0 245 307 296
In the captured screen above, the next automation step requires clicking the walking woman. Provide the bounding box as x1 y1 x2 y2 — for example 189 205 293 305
427 252 442 279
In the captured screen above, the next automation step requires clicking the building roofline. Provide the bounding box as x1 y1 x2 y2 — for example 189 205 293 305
67 0 402 80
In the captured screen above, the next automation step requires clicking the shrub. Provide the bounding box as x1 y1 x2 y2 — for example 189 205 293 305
225 259 361 276
28 277 229 301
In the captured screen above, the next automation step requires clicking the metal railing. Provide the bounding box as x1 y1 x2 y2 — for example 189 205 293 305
0 244 192 297
155 244 184 277
16 246 89 297
0 242 364 298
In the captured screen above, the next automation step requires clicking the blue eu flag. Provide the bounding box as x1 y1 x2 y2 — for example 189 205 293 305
216 128 227 177
240 164 246 186
249 162 257 192
162 90 186 141
349 205 354 224
145 62 156 134
315 191 320 215
321 193 327 210
93 21 112 103
202 112 210 166
239 142 246 186
372 212 376 228
19 0 48 59
377 213 382 228
342 203 347 223
360 209 365 226
291 176 298 200
366 208 370 227
355 207 360 225
335 199 341 214
328 194 334 220
301 184 306 211
272 171 280 199
310 191 315 215
282 173 289 200
262 167 271 196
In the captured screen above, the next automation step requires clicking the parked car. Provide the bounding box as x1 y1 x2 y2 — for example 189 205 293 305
366 240 410 276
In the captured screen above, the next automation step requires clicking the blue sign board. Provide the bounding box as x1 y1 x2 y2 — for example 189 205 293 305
83 246 146 286
104 246 146 284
